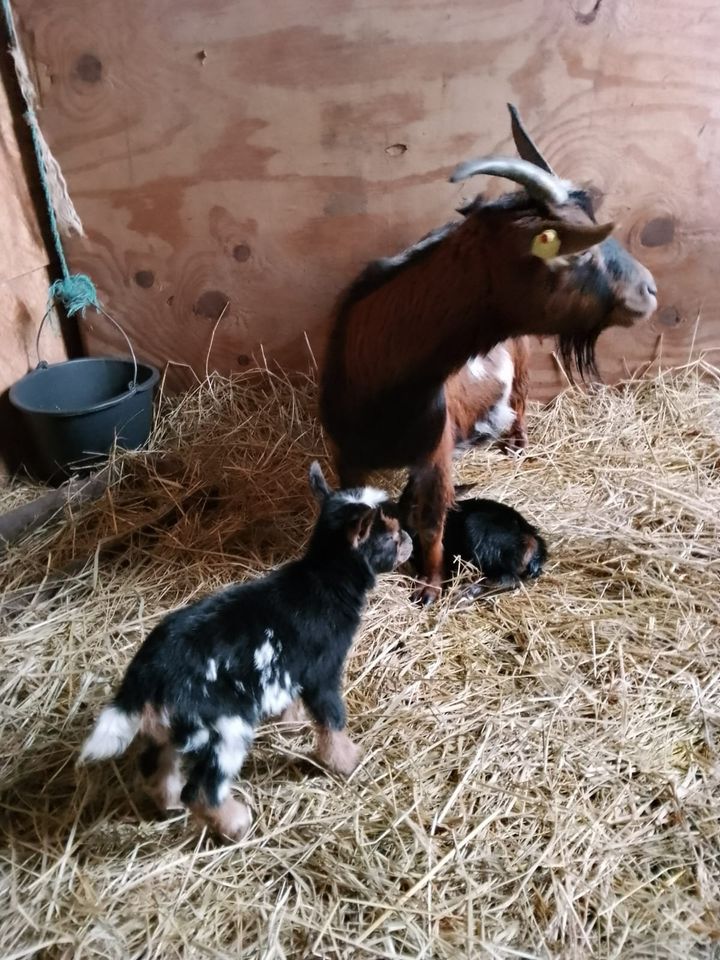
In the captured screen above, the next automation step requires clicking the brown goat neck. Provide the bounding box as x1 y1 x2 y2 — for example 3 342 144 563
334 220 507 395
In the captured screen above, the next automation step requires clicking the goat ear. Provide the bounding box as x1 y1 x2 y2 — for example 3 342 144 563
542 220 615 257
308 461 330 502
345 504 375 547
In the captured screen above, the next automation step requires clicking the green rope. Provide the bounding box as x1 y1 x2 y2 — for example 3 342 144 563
2 0 99 317
48 274 99 318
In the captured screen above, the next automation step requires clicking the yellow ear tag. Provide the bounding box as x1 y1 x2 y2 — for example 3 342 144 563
531 229 561 260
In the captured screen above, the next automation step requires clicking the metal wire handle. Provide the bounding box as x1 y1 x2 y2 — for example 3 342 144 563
35 305 139 393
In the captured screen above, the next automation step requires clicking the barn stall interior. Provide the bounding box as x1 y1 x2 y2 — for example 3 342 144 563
1 1 719 957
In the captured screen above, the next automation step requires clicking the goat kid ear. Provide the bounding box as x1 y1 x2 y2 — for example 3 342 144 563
308 461 331 501
531 220 614 259
344 504 375 547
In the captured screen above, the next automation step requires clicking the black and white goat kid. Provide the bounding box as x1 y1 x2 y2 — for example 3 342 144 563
79 462 412 841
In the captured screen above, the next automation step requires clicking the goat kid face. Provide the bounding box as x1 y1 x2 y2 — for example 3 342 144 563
309 462 413 572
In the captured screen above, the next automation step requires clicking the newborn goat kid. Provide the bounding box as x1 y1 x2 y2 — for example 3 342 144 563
79 463 412 841
409 487 547 602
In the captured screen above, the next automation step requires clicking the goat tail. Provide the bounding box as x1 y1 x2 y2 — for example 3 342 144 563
78 704 141 763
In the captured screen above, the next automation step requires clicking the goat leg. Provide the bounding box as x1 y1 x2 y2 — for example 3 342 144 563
410 421 455 606
500 417 528 455
501 337 530 455
397 473 417 528
456 577 521 605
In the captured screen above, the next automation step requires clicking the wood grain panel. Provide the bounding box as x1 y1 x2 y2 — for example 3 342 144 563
0 45 62 474
0 267 65 390
0 56 49 286
13 0 720 397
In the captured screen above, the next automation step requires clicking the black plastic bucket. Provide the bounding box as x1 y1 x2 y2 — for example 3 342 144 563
9 356 160 481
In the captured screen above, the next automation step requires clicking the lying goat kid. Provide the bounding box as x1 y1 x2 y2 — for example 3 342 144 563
79 462 412 840
408 488 547 602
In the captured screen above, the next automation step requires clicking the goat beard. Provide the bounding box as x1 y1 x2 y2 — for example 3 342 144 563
556 326 603 383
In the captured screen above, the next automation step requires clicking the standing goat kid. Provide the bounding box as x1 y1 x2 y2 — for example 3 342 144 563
320 104 657 603
79 463 412 841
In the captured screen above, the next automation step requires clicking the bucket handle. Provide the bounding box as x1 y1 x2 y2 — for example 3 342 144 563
36 305 139 393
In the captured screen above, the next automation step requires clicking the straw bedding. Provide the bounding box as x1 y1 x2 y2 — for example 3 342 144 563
1 363 719 960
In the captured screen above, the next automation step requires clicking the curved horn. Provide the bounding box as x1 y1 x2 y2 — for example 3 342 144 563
448 156 569 205
507 103 557 176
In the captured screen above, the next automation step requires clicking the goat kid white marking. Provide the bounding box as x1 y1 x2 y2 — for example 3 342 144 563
80 706 140 762
254 635 283 687
260 678 297 718
182 727 210 753
341 487 387 509
467 355 486 380
254 639 275 673
215 716 254 776
472 344 517 439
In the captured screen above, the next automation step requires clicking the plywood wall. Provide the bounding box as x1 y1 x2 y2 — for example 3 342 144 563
0 58 67 474
12 0 720 398
0 66 64 395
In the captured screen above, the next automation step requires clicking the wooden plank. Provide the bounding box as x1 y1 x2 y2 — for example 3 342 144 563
0 51 50 285
0 267 65 389
13 0 720 398
0 46 59 475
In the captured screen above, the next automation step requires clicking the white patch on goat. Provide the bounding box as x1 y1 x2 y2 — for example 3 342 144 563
206 659 218 682
467 355 486 380
486 398 516 437
254 639 275 673
215 715 254 777
341 487 387 509
79 706 140 762
182 727 210 753
260 676 298 718
472 344 517 439
162 768 184 809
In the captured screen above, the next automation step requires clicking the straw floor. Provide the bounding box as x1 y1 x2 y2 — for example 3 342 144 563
1 363 719 960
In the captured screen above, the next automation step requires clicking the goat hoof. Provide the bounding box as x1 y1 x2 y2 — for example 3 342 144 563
193 797 253 842
501 433 528 456
412 584 442 606
456 584 486 606
315 730 361 777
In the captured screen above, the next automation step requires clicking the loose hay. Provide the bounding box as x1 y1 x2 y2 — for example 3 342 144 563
1 363 719 959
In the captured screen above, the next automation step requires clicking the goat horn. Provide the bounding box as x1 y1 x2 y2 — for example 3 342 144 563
507 103 557 176
448 156 569 205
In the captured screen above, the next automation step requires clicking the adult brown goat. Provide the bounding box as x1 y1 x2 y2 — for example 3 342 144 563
320 104 657 604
